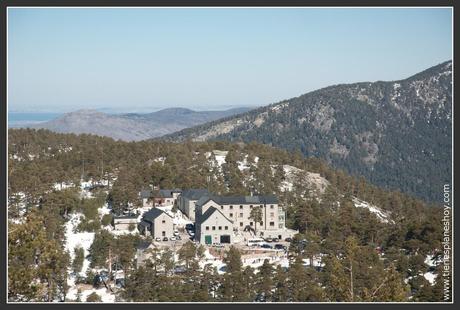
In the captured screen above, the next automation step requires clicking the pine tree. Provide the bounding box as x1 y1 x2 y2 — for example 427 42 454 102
256 259 274 301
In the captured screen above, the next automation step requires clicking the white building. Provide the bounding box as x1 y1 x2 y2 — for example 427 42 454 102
138 208 174 238
178 189 209 221
195 195 297 241
195 207 233 245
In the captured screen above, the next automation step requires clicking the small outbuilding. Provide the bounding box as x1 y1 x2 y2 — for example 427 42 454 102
138 208 174 238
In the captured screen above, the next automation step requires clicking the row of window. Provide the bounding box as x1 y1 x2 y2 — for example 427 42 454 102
236 221 276 227
204 221 277 229
205 226 229 231
219 204 276 210
225 212 276 218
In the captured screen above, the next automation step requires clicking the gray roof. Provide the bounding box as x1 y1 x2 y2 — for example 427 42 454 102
159 189 174 198
140 189 182 199
142 208 172 222
196 195 278 207
181 189 209 200
139 220 152 228
140 189 152 199
195 195 211 208
113 214 138 219
196 206 233 226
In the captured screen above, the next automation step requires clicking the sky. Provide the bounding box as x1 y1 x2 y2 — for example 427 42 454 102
8 7 452 113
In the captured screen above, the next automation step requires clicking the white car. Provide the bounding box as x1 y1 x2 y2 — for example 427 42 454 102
170 236 176 241
173 231 180 236
155 237 161 242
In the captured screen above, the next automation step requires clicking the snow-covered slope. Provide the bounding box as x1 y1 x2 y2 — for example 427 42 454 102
353 197 393 224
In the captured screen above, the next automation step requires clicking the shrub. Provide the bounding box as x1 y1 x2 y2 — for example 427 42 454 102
101 214 113 226
128 223 136 232
86 292 102 302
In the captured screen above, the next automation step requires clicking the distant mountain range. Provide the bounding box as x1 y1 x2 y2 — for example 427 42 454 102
162 61 452 203
30 107 252 141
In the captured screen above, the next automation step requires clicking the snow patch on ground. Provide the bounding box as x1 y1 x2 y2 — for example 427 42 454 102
353 198 393 224
67 285 116 303
424 272 437 285
425 254 442 267
64 212 95 277
200 249 226 274
65 212 118 302
53 182 75 191
213 150 228 167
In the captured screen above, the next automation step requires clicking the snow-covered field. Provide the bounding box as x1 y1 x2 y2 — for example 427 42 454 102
65 209 119 302
64 212 95 278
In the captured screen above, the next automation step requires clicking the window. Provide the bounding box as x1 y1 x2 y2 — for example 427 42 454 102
279 224 283 229
249 205 252 208
270 212 274 217
221 205 224 210
240 222 243 227
279 215 284 221
218 226 222 230
278 206 283 212
240 205 243 209
162 220 165 224
250 222 253 226
270 222 275 227
162 231 166 236
270 205 274 209
212 226 216 230
224 226 228 230
229 213 233 217
206 226 210 230
239 213 243 218
230 205 233 209
260 221 263 226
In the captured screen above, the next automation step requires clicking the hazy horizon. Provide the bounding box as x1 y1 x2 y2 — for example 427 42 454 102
8 7 452 113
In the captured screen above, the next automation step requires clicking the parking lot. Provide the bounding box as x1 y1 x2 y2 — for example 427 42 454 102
151 228 195 249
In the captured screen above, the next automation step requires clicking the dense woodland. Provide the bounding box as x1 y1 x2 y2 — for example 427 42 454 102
8 128 447 302
164 61 452 203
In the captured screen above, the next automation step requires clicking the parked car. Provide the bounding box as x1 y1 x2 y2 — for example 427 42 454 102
274 244 286 250
176 235 182 240
173 265 187 274
155 237 161 242
272 238 279 242
285 237 293 242
265 238 273 243
213 243 224 248
162 237 169 241
170 236 176 241
173 231 180 236
261 244 273 249
185 223 194 230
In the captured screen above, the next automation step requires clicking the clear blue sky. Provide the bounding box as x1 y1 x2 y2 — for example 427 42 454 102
8 7 452 113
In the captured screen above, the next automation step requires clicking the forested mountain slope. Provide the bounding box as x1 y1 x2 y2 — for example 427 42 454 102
162 61 452 203
8 129 445 302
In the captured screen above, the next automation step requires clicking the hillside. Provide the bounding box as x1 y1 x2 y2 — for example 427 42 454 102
8 129 444 302
31 107 252 141
162 61 453 202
